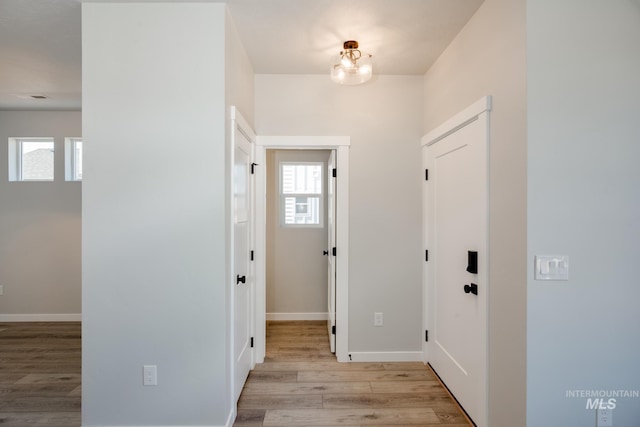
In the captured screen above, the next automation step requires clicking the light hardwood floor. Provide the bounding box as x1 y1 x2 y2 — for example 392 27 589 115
235 321 472 426
0 321 471 426
0 322 81 426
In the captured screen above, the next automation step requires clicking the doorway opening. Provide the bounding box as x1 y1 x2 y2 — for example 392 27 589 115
254 136 350 363
265 149 333 358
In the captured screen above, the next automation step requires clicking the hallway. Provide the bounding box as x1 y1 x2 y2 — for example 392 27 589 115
234 321 471 426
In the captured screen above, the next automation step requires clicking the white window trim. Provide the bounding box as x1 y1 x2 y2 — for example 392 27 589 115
8 137 55 182
279 161 324 228
64 137 83 181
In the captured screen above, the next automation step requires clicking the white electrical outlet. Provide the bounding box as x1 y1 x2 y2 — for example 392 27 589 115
597 408 613 427
374 312 383 327
143 365 157 386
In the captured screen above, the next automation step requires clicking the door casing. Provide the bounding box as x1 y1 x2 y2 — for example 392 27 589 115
254 136 350 363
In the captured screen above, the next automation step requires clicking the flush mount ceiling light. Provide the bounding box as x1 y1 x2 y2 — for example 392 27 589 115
330 40 373 85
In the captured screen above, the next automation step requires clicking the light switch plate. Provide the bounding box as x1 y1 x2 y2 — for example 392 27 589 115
535 255 569 280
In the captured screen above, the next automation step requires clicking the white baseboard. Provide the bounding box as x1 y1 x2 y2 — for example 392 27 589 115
348 351 424 363
266 312 328 321
0 314 81 322
225 406 235 427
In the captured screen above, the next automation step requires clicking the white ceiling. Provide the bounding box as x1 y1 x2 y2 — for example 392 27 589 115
0 0 483 110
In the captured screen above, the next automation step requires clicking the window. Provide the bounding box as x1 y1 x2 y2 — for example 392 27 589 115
65 138 83 181
280 162 323 226
8 138 55 181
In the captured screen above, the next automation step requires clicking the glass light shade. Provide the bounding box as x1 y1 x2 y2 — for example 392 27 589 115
331 52 372 85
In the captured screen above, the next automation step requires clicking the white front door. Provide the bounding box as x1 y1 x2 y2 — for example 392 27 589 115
327 150 337 353
233 116 253 402
423 99 490 427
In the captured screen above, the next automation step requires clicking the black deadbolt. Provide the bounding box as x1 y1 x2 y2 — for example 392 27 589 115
464 283 478 295
467 251 478 274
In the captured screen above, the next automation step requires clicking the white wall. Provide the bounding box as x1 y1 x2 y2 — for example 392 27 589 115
527 1 640 425
266 149 329 317
82 3 234 426
423 0 527 425
225 7 255 127
255 75 423 353
0 110 81 320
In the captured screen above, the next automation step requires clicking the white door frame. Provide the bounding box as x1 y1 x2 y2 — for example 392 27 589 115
254 136 350 363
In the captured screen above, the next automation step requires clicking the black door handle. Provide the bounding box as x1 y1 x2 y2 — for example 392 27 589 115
464 283 478 295
236 275 246 285
323 250 329 256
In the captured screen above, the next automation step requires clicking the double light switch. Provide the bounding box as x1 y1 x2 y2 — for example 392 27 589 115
534 255 569 281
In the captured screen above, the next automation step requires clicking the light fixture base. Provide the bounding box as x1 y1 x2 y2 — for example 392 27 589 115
343 40 359 50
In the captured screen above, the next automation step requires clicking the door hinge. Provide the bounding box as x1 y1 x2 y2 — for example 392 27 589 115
425 250 429 262
332 247 337 257
250 250 254 261
251 162 258 174
332 168 337 178
425 330 429 342
425 169 429 181
332 325 336 335
250 337 254 348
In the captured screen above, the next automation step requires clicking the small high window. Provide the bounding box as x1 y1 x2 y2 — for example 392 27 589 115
65 138 83 181
8 138 55 181
280 162 323 226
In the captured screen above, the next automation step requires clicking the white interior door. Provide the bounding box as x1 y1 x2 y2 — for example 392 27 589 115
327 150 337 353
424 99 490 427
233 117 253 402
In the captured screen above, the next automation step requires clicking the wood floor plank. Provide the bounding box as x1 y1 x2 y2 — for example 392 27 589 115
14 373 81 385
369 380 448 394
242 381 372 395
246 371 298 383
0 412 81 426
0 383 78 397
0 396 80 412
253 361 385 372
432 404 472 424
382 362 431 371
322 393 455 409
234 409 266 426
0 374 26 385
297 369 431 383
263 408 440 426
239 394 323 409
